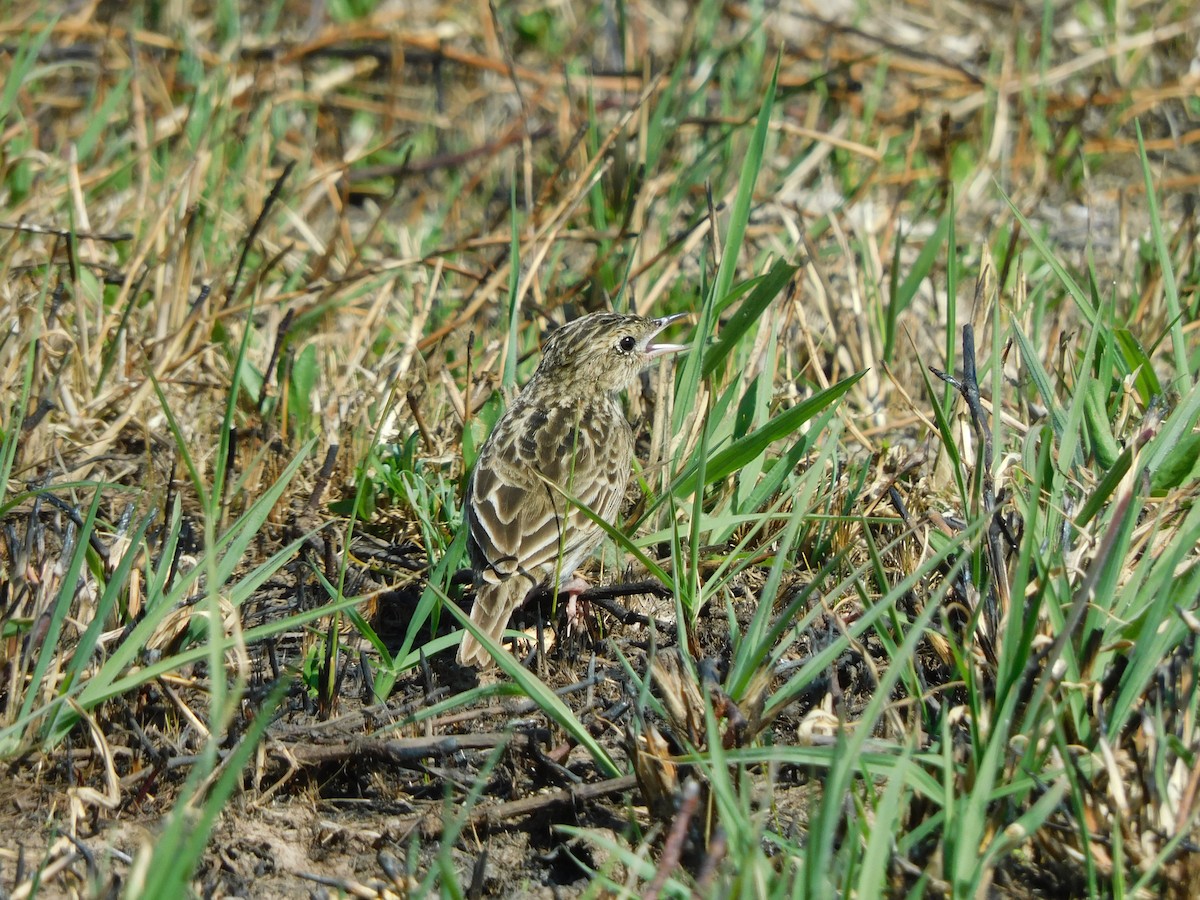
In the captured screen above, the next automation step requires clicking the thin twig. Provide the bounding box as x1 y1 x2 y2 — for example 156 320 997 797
647 778 701 900
0 220 133 242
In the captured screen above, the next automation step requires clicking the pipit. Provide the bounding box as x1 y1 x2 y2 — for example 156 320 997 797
456 311 688 668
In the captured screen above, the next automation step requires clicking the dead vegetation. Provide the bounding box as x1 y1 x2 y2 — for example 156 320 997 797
3 1 1200 897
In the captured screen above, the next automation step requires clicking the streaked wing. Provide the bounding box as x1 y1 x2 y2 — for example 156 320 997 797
466 458 552 583
467 398 633 587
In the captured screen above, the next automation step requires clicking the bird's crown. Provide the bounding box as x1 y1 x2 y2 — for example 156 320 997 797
530 312 687 397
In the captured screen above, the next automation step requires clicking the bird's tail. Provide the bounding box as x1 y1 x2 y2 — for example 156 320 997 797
457 578 522 668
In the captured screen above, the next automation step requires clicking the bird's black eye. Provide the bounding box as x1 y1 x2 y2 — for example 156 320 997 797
618 335 637 353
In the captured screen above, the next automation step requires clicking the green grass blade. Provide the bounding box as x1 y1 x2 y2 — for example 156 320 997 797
438 595 621 777
1135 121 1190 384
672 370 864 499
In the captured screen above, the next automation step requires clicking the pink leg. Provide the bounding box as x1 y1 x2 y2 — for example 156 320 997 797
560 576 591 635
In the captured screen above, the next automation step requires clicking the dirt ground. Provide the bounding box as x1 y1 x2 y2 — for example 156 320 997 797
2 519 1082 898
4 0 1199 896
1 561 836 897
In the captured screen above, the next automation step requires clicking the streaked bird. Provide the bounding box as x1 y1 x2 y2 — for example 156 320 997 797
457 312 688 668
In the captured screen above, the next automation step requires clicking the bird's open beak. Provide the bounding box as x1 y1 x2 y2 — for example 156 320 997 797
646 312 691 358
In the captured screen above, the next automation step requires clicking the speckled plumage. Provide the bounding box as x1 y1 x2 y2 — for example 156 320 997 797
457 312 688 667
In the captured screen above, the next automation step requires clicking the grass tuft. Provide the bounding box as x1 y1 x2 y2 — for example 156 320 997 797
2 2 1200 896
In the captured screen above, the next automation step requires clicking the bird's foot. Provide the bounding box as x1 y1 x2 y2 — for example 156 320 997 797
560 576 591 636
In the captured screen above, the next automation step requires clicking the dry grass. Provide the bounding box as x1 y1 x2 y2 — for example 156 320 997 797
2 1 1200 896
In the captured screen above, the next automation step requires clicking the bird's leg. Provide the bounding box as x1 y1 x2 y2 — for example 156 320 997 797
560 575 591 635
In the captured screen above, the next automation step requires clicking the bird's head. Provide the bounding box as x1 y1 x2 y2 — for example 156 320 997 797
532 312 689 397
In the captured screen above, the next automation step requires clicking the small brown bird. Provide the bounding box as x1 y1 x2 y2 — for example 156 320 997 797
457 312 688 667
